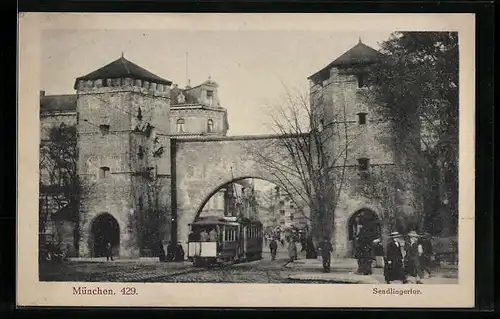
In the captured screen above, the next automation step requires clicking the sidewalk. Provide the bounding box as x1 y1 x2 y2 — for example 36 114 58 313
283 257 458 284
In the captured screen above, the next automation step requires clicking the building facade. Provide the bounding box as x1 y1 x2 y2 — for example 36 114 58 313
40 40 426 259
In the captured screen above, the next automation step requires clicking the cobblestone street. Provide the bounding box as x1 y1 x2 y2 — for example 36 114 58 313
40 250 299 283
39 247 458 284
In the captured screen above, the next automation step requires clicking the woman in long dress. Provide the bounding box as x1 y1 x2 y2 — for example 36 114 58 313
384 232 408 284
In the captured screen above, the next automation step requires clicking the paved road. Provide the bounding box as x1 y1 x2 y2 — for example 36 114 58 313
39 245 457 284
40 250 295 283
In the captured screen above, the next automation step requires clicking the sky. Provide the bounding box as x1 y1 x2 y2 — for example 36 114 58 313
41 29 393 136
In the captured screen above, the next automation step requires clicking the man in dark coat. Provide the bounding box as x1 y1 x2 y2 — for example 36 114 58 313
419 232 434 278
404 231 424 284
355 226 373 275
269 238 278 260
384 232 408 284
105 242 113 261
318 236 333 273
305 235 317 259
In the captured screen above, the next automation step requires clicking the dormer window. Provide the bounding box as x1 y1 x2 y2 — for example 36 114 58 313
206 90 214 106
99 166 110 179
177 92 186 104
176 119 185 133
99 124 110 136
207 119 214 133
357 113 367 125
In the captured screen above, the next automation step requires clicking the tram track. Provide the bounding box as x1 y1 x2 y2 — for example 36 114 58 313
134 258 291 283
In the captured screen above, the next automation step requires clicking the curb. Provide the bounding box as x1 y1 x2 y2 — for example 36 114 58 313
284 274 380 284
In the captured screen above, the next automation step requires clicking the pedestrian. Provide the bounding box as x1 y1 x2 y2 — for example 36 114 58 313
105 241 113 261
300 234 307 252
355 225 373 275
269 237 278 261
287 237 297 262
200 229 209 242
209 228 218 242
166 241 175 261
176 241 185 261
404 231 424 284
318 236 333 273
384 232 408 284
372 238 385 268
305 235 317 259
158 241 166 262
419 232 434 278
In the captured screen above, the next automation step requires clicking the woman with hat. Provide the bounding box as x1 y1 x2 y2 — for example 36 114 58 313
404 231 424 284
384 231 408 284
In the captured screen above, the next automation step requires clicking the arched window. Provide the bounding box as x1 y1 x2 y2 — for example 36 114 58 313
207 119 214 133
176 119 185 133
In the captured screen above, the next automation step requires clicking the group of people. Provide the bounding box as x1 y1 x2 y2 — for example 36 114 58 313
268 234 318 263
384 231 434 284
188 228 218 242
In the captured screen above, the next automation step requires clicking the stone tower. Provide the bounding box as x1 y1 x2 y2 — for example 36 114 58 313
308 39 411 257
74 56 173 258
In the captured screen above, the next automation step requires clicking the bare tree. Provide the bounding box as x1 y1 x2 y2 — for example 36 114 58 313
39 123 95 254
250 87 356 242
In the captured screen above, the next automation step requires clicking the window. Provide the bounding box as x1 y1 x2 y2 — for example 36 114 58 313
138 196 143 211
290 214 294 221
357 113 367 125
357 158 370 171
99 124 110 136
176 119 185 133
357 74 365 88
207 119 214 133
138 146 145 159
280 209 285 216
99 166 110 179
290 204 294 209
206 90 214 106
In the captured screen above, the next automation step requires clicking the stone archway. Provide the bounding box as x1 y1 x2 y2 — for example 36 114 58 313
90 213 120 257
347 208 381 257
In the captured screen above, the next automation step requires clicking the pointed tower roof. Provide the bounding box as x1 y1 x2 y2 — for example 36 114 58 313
308 39 383 80
74 55 172 89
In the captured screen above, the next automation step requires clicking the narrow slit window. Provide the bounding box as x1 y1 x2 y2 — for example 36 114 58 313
357 113 367 125
99 166 110 179
357 74 365 88
138 146 145 159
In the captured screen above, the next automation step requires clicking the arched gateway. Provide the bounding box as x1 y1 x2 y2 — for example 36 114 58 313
89 213 120 257
172 135 299 253
347 208 381 257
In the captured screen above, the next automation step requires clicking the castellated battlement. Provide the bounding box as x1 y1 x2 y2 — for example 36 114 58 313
76 78 171 98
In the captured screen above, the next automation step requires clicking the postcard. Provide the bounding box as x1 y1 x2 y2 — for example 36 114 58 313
18 12 475 308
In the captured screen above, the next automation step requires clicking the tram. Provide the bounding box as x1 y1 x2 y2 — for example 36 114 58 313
187 215 263 266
